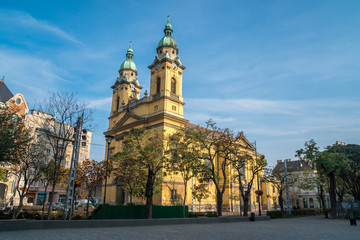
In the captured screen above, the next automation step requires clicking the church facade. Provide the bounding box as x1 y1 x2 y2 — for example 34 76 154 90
104 19 262 212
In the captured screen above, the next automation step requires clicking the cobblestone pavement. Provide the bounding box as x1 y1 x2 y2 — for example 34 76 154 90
1 216 359 240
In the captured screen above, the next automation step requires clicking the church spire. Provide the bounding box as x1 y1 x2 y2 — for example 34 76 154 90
164 15 173 36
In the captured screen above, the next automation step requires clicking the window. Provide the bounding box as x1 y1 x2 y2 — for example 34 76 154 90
303 198 308 208
272 186 275 193
171 78 176 94
156 78 161 94
172 105 177 111
116 96 120 110
83 155 86 160
46 148 50 154
309 198 314 208
16 98 21 105
66 161 69 167
154 105 158 111
170 189 177 201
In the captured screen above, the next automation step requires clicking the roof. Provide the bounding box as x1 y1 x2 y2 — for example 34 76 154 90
0 80 14 103
119 43 137 72
157 18 177 49
273 160 311 173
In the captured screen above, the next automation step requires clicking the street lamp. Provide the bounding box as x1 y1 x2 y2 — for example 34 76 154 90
102 135 114 219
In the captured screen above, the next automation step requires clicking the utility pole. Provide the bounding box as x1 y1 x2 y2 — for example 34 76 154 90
64 114 83 220
284 159 291 215
254 141 261 216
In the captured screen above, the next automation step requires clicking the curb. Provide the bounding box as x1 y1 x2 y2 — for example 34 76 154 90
0 216 270 232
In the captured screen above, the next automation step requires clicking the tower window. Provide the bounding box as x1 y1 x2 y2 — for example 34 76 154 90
131 73 134 76
172 50 175 54
171 78 176 94
116 96 120 110
156 78 161 94
159 50 162 54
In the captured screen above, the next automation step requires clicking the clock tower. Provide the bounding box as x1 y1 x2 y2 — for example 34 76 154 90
148 17 185 118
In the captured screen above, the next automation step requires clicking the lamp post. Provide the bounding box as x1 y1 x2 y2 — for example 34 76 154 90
103 135 114 219
254 141 262 216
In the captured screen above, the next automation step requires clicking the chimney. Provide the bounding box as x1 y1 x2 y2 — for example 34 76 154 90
0 76 4 83
277 160 282 164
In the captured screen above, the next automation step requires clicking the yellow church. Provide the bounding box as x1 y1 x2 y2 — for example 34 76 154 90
103 18 268 214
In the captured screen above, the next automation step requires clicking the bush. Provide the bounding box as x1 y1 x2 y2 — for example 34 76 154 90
188 211 218 218
266 208 326 219
91 205 189 219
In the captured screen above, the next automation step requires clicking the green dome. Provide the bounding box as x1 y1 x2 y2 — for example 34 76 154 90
157 16 177 49
119 42 137 72
158 36 177 48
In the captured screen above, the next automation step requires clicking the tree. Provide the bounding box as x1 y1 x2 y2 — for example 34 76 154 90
117 128 165 218
0 106 31 164
264 167 294 217
295 139 328 215
11 140 47 219
113 152 147 205
192 183 210 212
189 120 242 216
38 160 67 220
316 146 347 218
231 150 266 216
31 92 91 220
333 144 360 200
166 129 203 217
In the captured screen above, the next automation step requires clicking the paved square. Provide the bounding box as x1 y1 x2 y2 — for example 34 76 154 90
1 216 359 240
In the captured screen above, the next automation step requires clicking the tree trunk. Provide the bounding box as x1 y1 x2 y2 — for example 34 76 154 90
129 193 133 204
47 161 59 220
12 195 24 219
86 190 91 219
183 181 187 218
279 193 284 217
145 170 155 219
216 190 223 216
243 195 249 216
319 185 327 217
41 184 48 220
329 173 337 218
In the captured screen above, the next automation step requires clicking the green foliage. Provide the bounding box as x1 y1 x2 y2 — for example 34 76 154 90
114 128 165 218
0 168 8 182
0 107 32 164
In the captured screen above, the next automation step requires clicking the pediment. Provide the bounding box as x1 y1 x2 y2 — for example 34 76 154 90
112 111 142 130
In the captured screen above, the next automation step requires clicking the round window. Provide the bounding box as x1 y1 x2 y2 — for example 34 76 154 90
16 98 21 105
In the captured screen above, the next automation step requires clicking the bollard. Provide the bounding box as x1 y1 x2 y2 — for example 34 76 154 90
250 212 255 221
349 210 357 226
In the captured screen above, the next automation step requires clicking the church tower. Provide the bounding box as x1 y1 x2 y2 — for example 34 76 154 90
148 16 185 118
110 42 142 116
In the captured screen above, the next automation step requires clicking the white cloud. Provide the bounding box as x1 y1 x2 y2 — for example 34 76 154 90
0 9 82 44
0 49 67 99
87 97 112 111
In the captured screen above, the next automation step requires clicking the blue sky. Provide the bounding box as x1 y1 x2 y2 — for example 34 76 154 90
1 0 359 167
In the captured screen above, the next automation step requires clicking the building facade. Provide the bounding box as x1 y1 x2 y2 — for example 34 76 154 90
103 19 263 213
0 78 92 207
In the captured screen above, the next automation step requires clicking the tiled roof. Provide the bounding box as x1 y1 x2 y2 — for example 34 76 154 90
273 160 311 173
0 81 13 103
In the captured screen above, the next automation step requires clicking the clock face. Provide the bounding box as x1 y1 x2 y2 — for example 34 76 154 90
172 63 178 70
155 63 161 70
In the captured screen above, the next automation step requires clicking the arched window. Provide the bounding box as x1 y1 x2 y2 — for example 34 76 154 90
303 198 308 208
116 96 120 110
156 78 161 94
171 78 176 94
309 198 314 208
